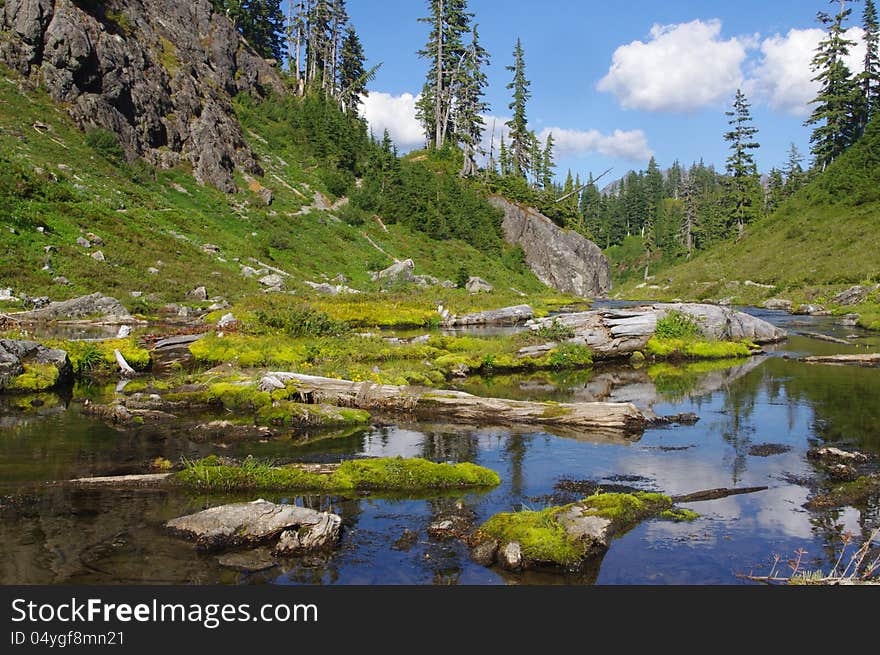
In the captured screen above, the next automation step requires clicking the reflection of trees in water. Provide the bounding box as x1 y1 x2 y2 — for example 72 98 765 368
807 496 880 574
418 428 480 464
504 434 529 497
717 366 766 484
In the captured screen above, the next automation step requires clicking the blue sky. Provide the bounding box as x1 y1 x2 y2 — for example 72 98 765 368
342 0 869 181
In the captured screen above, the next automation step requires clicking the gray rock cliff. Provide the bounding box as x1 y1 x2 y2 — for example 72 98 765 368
489 196 612 298
0 0 285 191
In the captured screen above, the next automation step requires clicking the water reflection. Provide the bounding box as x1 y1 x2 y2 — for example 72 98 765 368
1 310 879 584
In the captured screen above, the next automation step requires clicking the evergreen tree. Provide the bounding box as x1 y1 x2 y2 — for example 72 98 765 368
337 26 368 115
765 168 786 214
542 134 556 189
456 24 490 177
498 136 510 177
417 0 472 148
724 89 761 237
862 0 880 122
528 132 544 187
505 38 531 177
783 143 806 196
579 174 601 238
806 3 860 170
680 172 697 259
217 0 285 60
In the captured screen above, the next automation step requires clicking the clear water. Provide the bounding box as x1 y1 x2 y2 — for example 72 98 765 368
1 309 878 585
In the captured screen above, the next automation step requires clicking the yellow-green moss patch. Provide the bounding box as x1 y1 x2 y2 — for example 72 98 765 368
175 456 501 494
7 363 61 392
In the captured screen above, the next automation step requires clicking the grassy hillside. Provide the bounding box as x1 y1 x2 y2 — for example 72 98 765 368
0 66 558 321
614 120 880 325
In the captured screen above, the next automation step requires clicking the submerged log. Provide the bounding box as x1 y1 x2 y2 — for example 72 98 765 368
263 373 648 434
443 305 534 328
801 354 880 367
672 486 768 503
797 331 852 345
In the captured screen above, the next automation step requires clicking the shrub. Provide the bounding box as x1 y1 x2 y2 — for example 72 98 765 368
654 311 702 340
253 306 349 337
85 128 125 163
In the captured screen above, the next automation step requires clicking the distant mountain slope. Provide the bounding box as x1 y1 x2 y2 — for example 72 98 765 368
615 120 880 308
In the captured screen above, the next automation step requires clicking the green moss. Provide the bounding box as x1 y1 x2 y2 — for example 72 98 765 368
540 403 573 419
480 507 586 566
646 337 752 360
175 456 501 494
158 36 180 75
655 311 703 339
7 363 60 392
255 400 370 428
660 508 701 522
476 492 693 568
205 383 271 411
807 474 880 509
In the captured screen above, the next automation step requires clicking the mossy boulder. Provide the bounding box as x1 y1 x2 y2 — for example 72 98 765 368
0 339 72 393
471 492 698 571
256 401 370 428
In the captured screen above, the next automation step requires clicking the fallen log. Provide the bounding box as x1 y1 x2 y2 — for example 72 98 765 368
672 486 768 504
114 349 136 377
797 331 852 345
263 372 647 434
69 473 173 487
801 354 880 367
443 305 534 328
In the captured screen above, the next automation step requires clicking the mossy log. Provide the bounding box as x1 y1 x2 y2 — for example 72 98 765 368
262 373 648 435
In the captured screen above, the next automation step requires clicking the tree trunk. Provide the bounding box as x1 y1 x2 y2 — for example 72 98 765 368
260 373 648 435
434 0 444 149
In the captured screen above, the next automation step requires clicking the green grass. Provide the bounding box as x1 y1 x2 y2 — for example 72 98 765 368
175 456 501 494
613 121 880 310
46 338 152 377
0 64 552 310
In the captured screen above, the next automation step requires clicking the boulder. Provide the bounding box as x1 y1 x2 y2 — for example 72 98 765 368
762 299 793 312
304 281 361 296
240 265 258 278
0 338 72 391
75 236 90 248
372 259 415 285
202 243 221 255
166 499 341 553
465 277 493 294
444 305 534 327
259 274 285 290
796 304 829 316
13 293 133 323
90 250 105 262
489 195 611 297
525 303 786 360
0 288 17 302
217 313 237 328
147 267 160 275
187 286 208 301
831 285 879 306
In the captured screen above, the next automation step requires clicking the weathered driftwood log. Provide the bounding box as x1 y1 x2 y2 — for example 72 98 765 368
69 473 174 487
114 349 136 377
262 373 647 434
443 305 534 328
801 354 880 367
524 303 786 360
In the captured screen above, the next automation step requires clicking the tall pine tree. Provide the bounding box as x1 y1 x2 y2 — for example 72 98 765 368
862 0 880 124
723 89 761 238
806 3 860 169
505 38 531 178
456 24 490 177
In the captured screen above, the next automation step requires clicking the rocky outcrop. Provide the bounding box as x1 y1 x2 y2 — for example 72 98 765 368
831 285 879 306
524 303 786 360
0 0 284 191
0 339 71 391
12 293 133 323
371 259 415 285
465 276 493 294
166 499 342 553
489 196 611 298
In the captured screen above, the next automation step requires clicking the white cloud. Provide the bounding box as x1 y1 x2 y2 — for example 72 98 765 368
598 19 751 112
361 91 425 150
747 27 866 117
481 118 652 163
537 127 653 162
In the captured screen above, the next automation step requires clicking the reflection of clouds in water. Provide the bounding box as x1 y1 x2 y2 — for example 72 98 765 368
360 427 426 459
837 507 864 536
